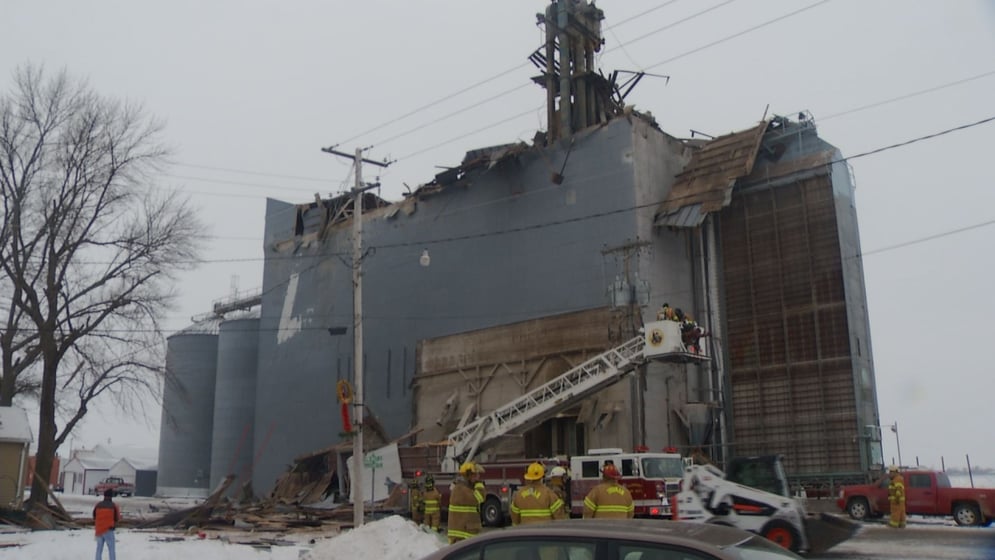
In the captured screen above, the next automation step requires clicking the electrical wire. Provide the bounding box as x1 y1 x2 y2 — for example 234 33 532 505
168 162 331 184
817 69 995 122
43 114 995 270
343 1 742 152
13 116 995 333
645 0 832 70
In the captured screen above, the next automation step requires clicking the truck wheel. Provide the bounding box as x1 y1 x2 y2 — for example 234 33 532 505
761 520 801 553
481 497 504 527
953 503 982 526
846 497 870 521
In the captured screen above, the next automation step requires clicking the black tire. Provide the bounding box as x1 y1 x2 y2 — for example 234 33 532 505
846 497 870 521
953 503 982 526
481 497 504 527
760 519 802 553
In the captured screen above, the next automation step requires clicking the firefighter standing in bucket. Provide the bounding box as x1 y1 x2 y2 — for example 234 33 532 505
511 462 566 525
447 461 485 544
888 465 907 528
583 463 634 519
421 474 442 532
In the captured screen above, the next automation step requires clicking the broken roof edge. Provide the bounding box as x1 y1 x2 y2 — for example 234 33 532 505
655 113 826 228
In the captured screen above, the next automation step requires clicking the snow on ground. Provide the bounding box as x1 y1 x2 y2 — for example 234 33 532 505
0 492 447 560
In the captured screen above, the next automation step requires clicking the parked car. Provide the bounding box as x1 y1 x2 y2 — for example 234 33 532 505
420 519 802 560
837 469 994 526
93 476 134 497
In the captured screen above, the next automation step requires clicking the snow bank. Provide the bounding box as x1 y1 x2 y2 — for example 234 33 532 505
304 515 447 560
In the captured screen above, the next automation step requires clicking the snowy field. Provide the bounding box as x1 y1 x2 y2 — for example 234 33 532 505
0 493 447 560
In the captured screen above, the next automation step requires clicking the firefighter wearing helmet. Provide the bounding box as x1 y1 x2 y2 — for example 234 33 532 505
447 461 486 544
421 474 442 532
408 471 424 524
887 465 906 528
510 462 566 525
547 465 569 505
582 462 634 519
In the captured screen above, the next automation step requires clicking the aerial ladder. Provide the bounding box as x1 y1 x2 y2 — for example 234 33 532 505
442 319 706 472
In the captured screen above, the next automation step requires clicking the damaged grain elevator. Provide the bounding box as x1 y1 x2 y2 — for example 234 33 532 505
156 0 883 497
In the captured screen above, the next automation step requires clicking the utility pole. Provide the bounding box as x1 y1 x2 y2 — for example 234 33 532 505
320 145 389 527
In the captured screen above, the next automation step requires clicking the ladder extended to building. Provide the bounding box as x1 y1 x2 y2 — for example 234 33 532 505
443 320 706 471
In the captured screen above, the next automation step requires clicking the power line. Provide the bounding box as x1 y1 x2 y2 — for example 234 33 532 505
337 64 530 146
169 162 331 184
371 83 534 148
165 56 992 206
131 113 995 266
164 174 325 194
339 0 698 148
21 114 995 334
858 219 995 258
395 105 542 162
646 0 832 70
379 1 829 164
380 115 995 252
610 0 738 54
605 0 685 29
818 69 995 122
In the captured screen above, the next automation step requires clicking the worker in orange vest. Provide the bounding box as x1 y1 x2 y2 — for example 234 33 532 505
93 488 121 560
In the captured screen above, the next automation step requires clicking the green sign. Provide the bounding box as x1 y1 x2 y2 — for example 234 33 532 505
364 453 383 470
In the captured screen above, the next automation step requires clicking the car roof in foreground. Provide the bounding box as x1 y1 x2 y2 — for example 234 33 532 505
440 519 756 552
494 519 751 546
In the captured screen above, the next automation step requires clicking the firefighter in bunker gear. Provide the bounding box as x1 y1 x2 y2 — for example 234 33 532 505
547 465 569 505
421 474 442 532
888 465 906 528
447 461 485 544
583 463 634 519
510 462 566 525
409 473 425 524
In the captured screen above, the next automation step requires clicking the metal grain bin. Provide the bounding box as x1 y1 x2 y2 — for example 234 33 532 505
157 321 219 497
210 316 260 497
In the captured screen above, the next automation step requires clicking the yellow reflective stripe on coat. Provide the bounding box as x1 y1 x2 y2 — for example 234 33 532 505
517 509 553 518
594 505 633 513
447 529 476 540
449 504 479 513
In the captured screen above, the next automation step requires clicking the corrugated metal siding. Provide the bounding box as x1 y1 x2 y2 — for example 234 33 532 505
721 174 862 478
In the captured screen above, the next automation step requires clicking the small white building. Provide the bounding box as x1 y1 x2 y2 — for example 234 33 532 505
61 444 159 495
61 454 115 495
108 456 158 496
0 406 33 507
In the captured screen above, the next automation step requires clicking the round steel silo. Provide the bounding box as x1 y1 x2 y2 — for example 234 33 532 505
209 315 260 496
157 320 219 497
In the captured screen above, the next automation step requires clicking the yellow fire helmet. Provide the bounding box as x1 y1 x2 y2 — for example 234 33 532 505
459 461 478 476
524 462 545 481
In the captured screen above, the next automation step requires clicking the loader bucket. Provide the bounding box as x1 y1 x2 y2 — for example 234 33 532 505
803 513 860 555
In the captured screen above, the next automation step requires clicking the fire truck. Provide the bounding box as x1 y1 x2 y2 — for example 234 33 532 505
403 319 705 525
568 447 685 519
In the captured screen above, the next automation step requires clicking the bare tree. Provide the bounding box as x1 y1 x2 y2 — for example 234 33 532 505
0 65 202 508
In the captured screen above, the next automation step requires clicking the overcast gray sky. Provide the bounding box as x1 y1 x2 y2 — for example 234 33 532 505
4 1 994 470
